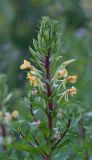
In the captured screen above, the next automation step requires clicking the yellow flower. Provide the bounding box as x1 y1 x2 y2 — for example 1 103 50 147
66 75 77 83
27 73 43 87
27 73 36 81
58 69 68 78
11 110 19 119
20 60 32 70
67 86 77 96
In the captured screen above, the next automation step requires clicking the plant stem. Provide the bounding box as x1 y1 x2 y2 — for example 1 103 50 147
44 155 51 160
45 50 53 131
79 118 89 160
0 124 7 150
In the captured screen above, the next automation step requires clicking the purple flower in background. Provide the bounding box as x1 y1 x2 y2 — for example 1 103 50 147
74 28 87 38
12 51 20 60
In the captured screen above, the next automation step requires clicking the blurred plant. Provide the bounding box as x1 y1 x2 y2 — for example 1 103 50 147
9 17 79 160
0 44 22 90
0 74 19 152
81 0 92 18
63 26 92 159
81 0 92 29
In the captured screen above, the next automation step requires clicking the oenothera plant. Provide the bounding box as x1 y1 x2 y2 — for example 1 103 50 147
12 17 78 160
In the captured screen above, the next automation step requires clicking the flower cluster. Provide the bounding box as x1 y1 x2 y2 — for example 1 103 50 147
27 73 43 87
56 68 77 102
20 60 43 87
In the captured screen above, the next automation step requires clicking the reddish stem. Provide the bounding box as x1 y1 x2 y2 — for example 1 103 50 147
44 155 51 160
1 124 7 150
45 51 53 130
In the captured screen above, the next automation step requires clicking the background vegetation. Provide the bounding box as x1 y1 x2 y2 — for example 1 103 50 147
0 0 92 159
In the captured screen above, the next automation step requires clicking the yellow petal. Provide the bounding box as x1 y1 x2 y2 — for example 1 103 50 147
20 60 31 69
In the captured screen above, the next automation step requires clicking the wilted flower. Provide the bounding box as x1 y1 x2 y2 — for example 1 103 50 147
11 110 19 119
20 60 32 70
66 75 77 83
58 69 68 78
67 86 77 96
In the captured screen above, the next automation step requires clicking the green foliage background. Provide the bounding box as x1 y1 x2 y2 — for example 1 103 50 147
0 0 92 159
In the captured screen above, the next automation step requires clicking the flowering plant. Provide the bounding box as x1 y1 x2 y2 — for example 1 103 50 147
11 17 78 160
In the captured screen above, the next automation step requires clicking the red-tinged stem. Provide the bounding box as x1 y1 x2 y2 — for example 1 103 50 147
44 155 51 160
45 50 53 131
1 124 7 150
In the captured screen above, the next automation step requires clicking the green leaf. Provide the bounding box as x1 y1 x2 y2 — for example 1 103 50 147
8 142 50 154
57 139 71 150
63 59 76 66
